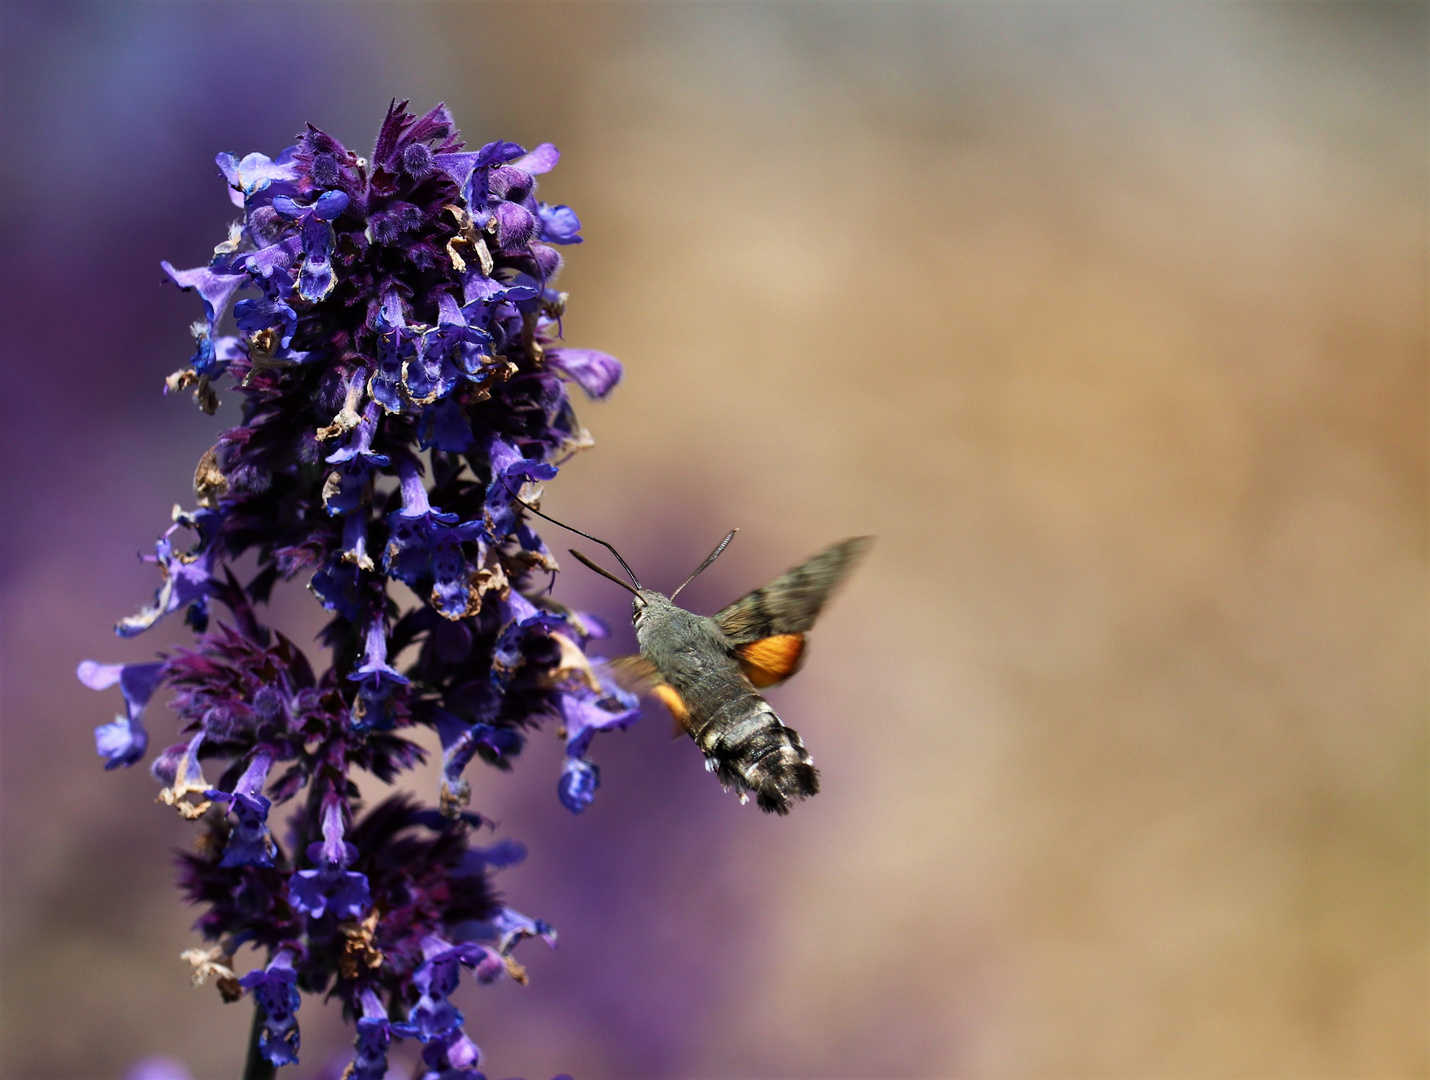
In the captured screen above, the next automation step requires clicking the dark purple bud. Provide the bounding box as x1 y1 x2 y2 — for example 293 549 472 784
370 202 424 246
348 617 410 699
247 204 286 244
310 152 341 186
149 741 189 788
493 201 535 250
228 465 271 494
402 142 435 179
253 685 285 723
530 243 561 279
296 432 322 465
203 704 245 739
291 796 370 918
487 165 533 202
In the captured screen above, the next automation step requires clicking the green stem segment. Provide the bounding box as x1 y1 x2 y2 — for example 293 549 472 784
241 1000 276 1080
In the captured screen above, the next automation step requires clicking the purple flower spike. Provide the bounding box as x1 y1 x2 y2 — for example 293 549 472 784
291 796 370 920
93 103 630 1079
239 951 302 1067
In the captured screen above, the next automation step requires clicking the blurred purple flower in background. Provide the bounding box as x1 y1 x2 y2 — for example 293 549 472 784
78 100 633 1078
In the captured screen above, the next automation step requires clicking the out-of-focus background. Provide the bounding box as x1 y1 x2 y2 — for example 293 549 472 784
1 3 1425 1078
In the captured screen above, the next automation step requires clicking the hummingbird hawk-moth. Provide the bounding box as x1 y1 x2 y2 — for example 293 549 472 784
518 494 871 814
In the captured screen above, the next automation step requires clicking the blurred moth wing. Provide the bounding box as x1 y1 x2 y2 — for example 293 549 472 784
715 535 873 686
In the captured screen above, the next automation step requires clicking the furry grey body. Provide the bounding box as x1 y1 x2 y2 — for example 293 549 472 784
634 592 819 814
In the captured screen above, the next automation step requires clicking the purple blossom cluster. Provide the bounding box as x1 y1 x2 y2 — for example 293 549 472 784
80 102 639 1078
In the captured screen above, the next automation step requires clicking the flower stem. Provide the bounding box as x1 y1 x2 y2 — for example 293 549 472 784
242 1000 276 1080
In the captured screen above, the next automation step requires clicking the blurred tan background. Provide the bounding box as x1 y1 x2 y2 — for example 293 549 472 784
2 3 1425 1078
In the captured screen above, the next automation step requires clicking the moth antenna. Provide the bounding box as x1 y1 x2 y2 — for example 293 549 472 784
569 549 639 596
670 529 738 602
504 482 641 588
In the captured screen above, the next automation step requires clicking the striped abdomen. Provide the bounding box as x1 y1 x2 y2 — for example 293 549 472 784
680 666 819 815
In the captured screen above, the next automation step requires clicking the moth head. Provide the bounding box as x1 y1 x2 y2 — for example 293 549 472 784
632 589 652 627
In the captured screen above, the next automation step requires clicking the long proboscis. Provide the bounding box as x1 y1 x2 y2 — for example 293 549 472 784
670 529 738 602
505 482 642 589
568 549 640 596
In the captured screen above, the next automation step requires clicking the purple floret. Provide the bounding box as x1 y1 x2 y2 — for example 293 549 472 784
240 951 301 1066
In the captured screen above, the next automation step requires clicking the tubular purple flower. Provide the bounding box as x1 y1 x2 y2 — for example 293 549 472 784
116 513 217 637
78 659 164 769
239 951 302 1067
326 401 390 468
560 679 641 760
408 937 466 1040
340 512 375 572
160 263 248 376
465 906 558 955
290 795 370 919
94 715 149 772
417 1028 484 1080
154 730 211 819
348 617 410 698
545 348 622 400
207 748 276 867
351 988 414 1080
216 149 301 204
